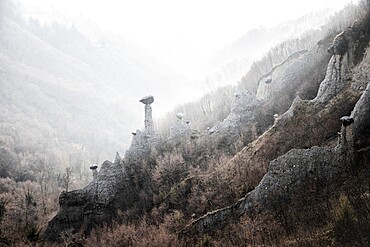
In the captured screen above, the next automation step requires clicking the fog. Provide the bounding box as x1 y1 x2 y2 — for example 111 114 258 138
19 0 357 76
1 0 369 243
0 0 358 164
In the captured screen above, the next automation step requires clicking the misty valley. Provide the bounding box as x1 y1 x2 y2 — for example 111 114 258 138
0 0 369 246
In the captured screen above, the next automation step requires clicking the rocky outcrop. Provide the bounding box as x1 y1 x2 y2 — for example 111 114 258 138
45 96 159 240
44 160 126 241
205 36 333 154
228 16 370 184
168 113 192 143
89 165 98 181
185 79 370 235
185 146 349 235
352 81 370 148
125 96 158 163
256 49 309 100
327 31 348 55
44 6 370 243
140 95 154 134
183 14 370 235
261 38 333 114
207 91 262 152
210 92 261 135
125 129 152 163
317 20 369 103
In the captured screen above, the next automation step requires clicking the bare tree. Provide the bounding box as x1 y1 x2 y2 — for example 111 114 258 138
62 167 73 192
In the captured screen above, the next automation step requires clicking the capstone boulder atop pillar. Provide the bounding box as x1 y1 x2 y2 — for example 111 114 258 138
140 95 154 105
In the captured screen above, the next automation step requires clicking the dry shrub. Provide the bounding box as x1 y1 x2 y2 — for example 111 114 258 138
153 151 188 193
83 221 182 247
187 213 286 247
0 178 60 245
186 152 264 213
330 193 370 247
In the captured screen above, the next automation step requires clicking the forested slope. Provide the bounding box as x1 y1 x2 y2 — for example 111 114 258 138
0 1 185 182
43 2 369 247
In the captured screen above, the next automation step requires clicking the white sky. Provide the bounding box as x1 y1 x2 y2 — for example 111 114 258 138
19 0 360 82
15 0 361 119
30 0 357 52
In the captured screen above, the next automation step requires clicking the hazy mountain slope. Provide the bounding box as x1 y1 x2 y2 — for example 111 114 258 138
0 16 130 160
42 2 370 246
157 5 363 136
0 4 187 181
198 9 338 89
186 7 370 241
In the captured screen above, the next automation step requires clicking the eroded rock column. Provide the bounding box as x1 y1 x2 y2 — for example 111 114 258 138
90 165 98 181
140 95 154 134
339 116 354 158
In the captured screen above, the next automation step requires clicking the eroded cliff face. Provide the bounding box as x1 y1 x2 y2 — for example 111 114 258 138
229 15 370 185
45 97 158 241
184 14 370 235
185 146 347 235
204 34 333 155
125 95 158 164
44 160 126 240
351 61 370 149
185 85 370 236
44 8 370 242
207 92 263 152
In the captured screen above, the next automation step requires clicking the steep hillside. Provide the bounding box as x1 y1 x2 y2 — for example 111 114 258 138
43 2 369 247
0 1 188 183
185 6 370 245
199 9 339 89
157 3 365 138
1 1 369 246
